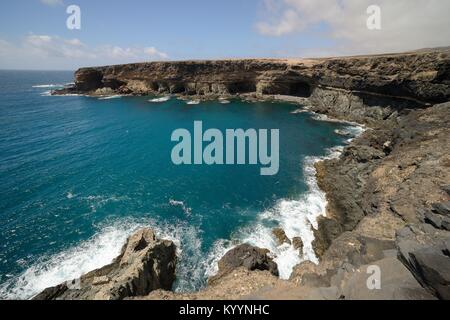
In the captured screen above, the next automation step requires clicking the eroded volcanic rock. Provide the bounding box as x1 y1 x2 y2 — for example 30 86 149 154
272 228 291 246
56 50 450 117
33 228 177 300
208 244 279 284
396 224 450 300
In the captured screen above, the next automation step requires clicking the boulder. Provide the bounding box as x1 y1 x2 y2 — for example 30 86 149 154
395 225 450 299
442 219 450 231
424 211 444 229
432 201 450 216
410 246 450 300
424 211 450 231
33 228 177 300
292 237 304 254
312 217 343 257
209 244 278 284
272 228 291 246
442 185 450 196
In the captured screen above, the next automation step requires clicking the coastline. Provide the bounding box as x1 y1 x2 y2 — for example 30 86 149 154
25 49 450 299
0 97 357 299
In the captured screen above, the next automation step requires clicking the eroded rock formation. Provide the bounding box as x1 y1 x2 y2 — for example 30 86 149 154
57 49 449 110
33 228 177 300
208 244 279 285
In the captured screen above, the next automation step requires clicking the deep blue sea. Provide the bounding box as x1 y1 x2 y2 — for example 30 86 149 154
0 70 361 299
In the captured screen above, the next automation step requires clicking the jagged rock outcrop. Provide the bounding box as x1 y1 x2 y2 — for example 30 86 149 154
313 102 450 255
208 244 279 285
272 228 291 246
33 228 177 300
306 102 450 300
396 224 450 299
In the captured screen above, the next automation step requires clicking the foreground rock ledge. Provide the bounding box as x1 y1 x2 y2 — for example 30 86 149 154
33 228 177 300
208 244 279 285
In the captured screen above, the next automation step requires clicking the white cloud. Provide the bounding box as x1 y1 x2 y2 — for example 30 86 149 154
256 0 450 56
64 38 84 47
40 0 64 6
144 47 169 59
0 34 169 69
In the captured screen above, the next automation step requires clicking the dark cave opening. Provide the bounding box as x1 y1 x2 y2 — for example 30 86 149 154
227 81 257 94
170 83 186 94
289 81 312 97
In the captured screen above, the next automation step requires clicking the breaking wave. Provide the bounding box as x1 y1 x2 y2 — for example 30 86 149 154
32 84 64 88
204 152 338 280
204 129 363 280
149 96 171 103
0 217 208 299
98 95 122 100
0 221 145 300
169 199 192 216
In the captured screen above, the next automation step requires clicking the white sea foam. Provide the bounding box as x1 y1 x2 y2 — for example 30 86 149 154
290 108 309 114
204 140 355 280
334 128 352 137
39 91 82 97
0 216 208 298
98 95 122 100
0 221 145 300
203 238 233 278
169 199 192 216
32 84 64 88
149 96 171 103
82 195 130 213
186 100 200 105
39 90 52 96
342 125 366 143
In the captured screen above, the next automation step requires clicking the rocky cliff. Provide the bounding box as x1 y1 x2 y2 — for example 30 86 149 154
59 49 449 109
45 48 450 300
33 228 177 300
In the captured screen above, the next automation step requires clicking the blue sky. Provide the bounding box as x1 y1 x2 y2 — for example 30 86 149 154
0 0 449 70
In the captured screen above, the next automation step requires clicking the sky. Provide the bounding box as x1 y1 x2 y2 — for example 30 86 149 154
0 0 449 70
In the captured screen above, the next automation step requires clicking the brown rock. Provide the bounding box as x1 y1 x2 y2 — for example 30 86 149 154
292 237 304 254
209 244 278 284
55 49 450 109
272 228 291 246
33 228 177 300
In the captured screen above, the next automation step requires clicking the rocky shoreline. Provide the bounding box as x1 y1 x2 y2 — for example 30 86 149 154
39 49 450 300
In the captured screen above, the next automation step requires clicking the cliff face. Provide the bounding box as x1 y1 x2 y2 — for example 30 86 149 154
66 50 449 108
72 59 313 97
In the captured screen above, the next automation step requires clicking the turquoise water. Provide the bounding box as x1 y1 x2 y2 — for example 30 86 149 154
0 70 358 299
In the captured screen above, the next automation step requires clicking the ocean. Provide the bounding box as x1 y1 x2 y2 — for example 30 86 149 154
0 70 361 299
